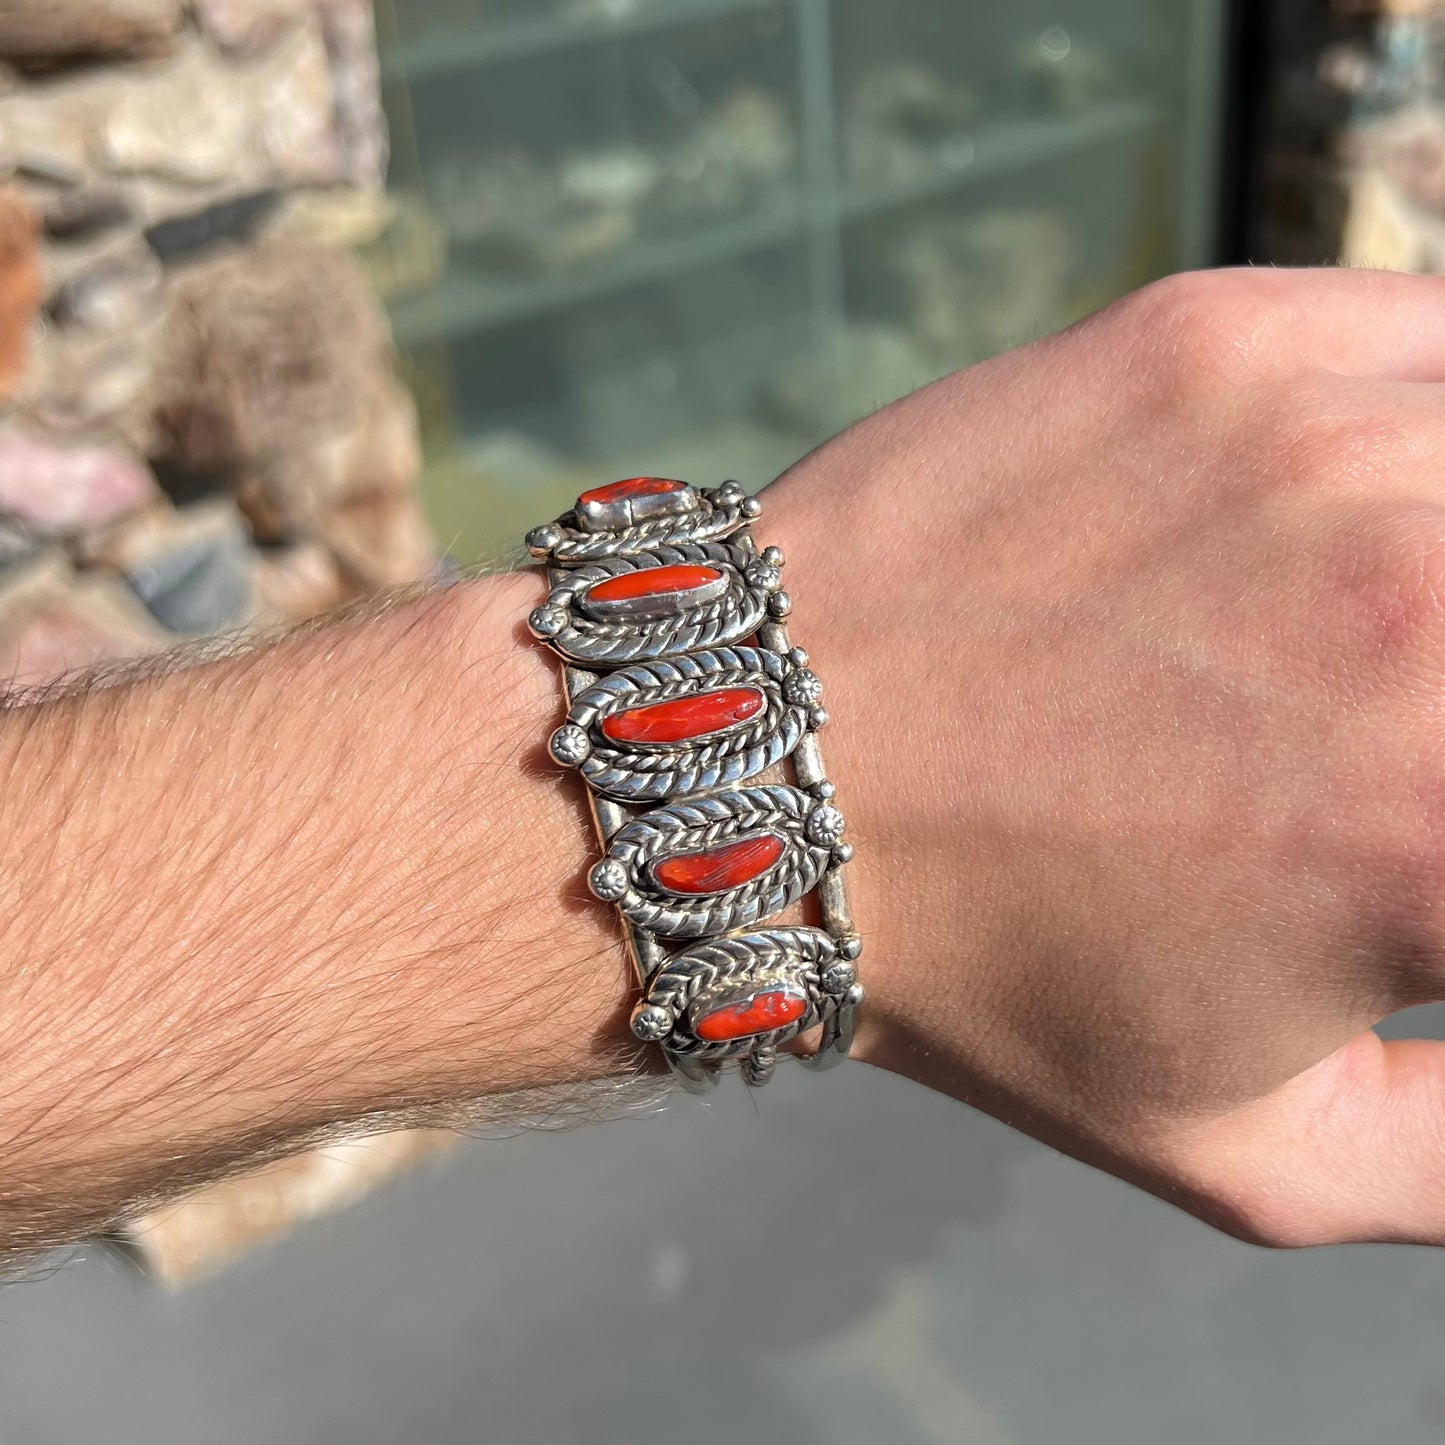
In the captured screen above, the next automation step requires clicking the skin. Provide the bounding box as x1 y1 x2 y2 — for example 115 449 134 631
5 266 1445 1259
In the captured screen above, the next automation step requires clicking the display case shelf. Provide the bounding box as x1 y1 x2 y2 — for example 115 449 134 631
387 0 792 84
389 102 1156 346
390 200 805 346
841 100 1156 222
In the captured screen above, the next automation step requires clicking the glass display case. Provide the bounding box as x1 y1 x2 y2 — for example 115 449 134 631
374 0 1232 560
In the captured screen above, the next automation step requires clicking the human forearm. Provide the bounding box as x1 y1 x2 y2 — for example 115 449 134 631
0 575 633 1254
17 263 1445 1264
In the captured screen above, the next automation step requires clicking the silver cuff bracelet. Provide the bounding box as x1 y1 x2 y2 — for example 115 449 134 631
526 477 863 1091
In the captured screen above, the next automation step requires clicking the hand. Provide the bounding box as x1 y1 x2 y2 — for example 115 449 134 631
767 268 1445 1247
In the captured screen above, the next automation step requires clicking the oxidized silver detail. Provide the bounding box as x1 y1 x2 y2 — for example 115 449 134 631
548 724 592 767
530 542 768 667
597 784 833 938
630 1002 675 1042
556 646 808 802
639 926 839 1060
526 474 861 1088
781 668 823 707
589 858 630 902
805 804 846 847
528 484 752 566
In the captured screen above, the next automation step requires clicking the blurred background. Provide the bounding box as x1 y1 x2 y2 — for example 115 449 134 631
5 1 1445 1442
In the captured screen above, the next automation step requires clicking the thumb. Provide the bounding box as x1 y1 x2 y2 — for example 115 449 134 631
1172 1031 1445 1248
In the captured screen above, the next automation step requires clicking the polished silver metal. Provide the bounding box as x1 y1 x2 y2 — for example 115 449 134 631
551 645 810 802
528 541 776 667
528 481 862 1089
527 481 758 565
629 925 838 1061
588 784 834 939
575 477 700 533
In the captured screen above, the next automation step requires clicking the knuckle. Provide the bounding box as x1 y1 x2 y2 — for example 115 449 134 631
1243 386 1416 497
1328 505 1445 675
1215 1188 1333 1251
1108 270 1285 389
1175 1155 1335 1249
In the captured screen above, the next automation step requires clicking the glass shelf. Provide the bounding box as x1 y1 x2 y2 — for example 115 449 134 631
377 0 1232 561
386 0 792 84
389 199 805 346
841 100 1156 222
389 102 1157 346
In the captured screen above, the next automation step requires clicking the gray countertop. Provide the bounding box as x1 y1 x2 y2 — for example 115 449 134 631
3 1012 1445 1445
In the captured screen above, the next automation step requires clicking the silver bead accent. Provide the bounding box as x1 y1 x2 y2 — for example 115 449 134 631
716 480 746 504
811 780 836 800
787 646 809 668
832 842 854 866
528 606 567 638
805 804 845 847
742 1045 777 1086
768 590 792 618
761 546 784 567
744 561 782 592
845 983 866 1006
821 960 858 995
782 668 823 707
631 1002 675 1042
590 858 630 902
549 724 592 767
526 523 563 558
838 934 863 961
741 496 763 518
809 706 830 730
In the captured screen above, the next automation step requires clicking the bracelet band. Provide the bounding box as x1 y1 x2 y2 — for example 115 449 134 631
526 478 863 1091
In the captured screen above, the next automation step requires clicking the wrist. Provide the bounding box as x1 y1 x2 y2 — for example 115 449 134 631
758 442 999 1089
360 573 645 1103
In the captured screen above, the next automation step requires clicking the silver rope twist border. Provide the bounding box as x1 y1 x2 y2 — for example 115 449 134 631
528 480 864 1090
552 646 814 802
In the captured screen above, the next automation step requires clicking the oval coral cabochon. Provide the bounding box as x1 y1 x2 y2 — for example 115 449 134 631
650 833 786 895
600 686 766 746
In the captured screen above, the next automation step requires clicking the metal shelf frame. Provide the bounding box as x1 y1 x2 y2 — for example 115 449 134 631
388 100 1158 346
386 0 792 82
378 0 1224 376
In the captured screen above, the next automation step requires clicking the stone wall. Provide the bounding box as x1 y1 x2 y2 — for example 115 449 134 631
0 0 445 1282
0 0 433 687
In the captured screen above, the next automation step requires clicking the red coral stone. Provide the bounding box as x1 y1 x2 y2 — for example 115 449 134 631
695 988 808 1042
651 832 785 895
586 564 722 605
578 477 687 507
601 687 766 746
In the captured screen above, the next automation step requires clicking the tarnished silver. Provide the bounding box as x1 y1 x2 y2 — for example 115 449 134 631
527 541 777 667
550 645 811 802
527 479 863 1089
527 480 759 565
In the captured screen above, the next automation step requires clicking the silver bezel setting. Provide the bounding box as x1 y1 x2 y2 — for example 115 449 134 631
528 541 774 667
631 926 839 1061
553 645 811 802
589 784 835 939
528 483 754 565
527 479 861 1089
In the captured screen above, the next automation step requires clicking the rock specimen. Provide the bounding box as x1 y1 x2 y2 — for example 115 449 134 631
0 0 182 64
0 427 155 533
144 238 426 587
